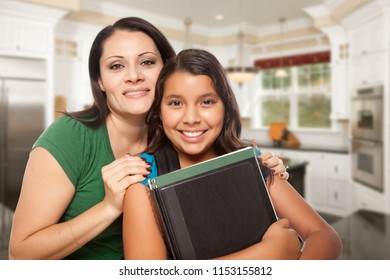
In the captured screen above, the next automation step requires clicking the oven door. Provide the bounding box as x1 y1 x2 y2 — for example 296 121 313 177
351 139 383 192
351 95 383 141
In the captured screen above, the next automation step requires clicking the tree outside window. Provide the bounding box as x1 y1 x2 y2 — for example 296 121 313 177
259 63 331 129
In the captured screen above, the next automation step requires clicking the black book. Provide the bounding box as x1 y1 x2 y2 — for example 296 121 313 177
148 147 278 260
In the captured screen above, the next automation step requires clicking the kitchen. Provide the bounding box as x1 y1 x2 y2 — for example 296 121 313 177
0 0 389 260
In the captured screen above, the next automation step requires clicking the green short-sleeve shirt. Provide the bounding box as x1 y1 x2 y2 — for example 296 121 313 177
33 115 122 259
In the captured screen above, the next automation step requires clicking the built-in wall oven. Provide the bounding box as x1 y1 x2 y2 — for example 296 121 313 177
351 85 383 192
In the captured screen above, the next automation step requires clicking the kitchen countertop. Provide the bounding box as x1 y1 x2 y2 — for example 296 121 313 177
331 209 390 260
256 142 349 154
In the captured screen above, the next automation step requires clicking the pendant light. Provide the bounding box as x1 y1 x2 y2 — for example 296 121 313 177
226 30 258 86
275 17 288 78
225 0 258 86
183 16 192 49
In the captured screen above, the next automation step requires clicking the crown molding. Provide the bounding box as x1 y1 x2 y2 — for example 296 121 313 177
0 0 68 23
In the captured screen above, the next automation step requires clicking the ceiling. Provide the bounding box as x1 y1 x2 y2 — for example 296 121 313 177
89 0 326 29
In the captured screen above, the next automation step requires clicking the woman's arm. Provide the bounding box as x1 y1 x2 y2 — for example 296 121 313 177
8 148 147 259
267 176 343 260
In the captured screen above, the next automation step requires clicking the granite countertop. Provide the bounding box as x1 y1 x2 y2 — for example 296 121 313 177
281 158 308 170
257 142 349 154
331 209 390 260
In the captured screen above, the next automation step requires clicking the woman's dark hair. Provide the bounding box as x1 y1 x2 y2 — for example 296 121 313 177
66 17 176 127
146 48 246 155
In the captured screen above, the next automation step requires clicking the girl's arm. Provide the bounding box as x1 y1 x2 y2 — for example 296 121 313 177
267 176 343 260
213 218 301 260
123 183 167 259
9 148 147 259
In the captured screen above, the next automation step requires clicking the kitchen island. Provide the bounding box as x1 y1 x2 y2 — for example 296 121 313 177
331 209 390 259
282 158 308 197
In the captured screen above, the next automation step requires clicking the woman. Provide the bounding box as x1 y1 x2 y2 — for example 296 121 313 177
8 18 288 260
8 17 174 260
123 49 343 260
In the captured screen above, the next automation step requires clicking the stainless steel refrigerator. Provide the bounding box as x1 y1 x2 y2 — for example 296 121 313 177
0 77 46 250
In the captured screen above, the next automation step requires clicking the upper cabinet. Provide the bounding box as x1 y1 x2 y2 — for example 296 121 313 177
346 7 390 88
351 51 388 86
350 16 388 57
0 0 68 126
0 15 50 58
0 1 68 59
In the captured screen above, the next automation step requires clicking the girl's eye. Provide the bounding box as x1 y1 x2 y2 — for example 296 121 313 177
168 100 182 107
110 63 124 70
202 99 215 105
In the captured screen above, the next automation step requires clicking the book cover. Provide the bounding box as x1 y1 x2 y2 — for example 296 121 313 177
148 147 278 260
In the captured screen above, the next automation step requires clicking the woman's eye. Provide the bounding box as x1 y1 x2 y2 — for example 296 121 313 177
110 63 124 70
141 59 155 66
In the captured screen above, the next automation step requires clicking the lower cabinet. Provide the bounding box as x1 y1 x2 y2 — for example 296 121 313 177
265 148 352 217
307 152 352 217
352 181 385 213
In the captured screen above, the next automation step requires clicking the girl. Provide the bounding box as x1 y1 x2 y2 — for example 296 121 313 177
123 49 342 260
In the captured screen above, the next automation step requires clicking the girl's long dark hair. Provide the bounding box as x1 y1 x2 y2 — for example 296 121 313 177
65 17 176 128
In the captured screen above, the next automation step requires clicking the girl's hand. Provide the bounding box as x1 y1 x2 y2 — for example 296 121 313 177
261 218 302 259
101 154 151 215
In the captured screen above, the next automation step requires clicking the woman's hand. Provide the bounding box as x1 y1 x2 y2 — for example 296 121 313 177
101 154 151 215
251 140 289 180
259 151 289 180
261 218 302 259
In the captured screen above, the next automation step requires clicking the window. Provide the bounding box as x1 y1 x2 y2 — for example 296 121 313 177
258 63 331 129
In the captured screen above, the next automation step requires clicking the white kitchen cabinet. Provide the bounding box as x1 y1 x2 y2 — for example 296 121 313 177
330 60 349 120
308 153 327 207
327 180 348 209
352 181 385 213
307 152 351 217
351 51 387 87
345 3 390 216
350 16 388 57
0 15 50 58
348 12 389 88
262 148 351 216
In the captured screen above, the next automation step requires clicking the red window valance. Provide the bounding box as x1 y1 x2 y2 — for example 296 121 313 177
254 51 330 69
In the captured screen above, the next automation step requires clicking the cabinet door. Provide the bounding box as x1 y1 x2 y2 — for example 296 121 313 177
353 183 385 212
309 153 327 207
327 154 349 181
352 51 387 87
0 16 49 56
331 61 349 120
15 20 49 54
0 16 13 51
351 16 387 56
327 180 347 209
